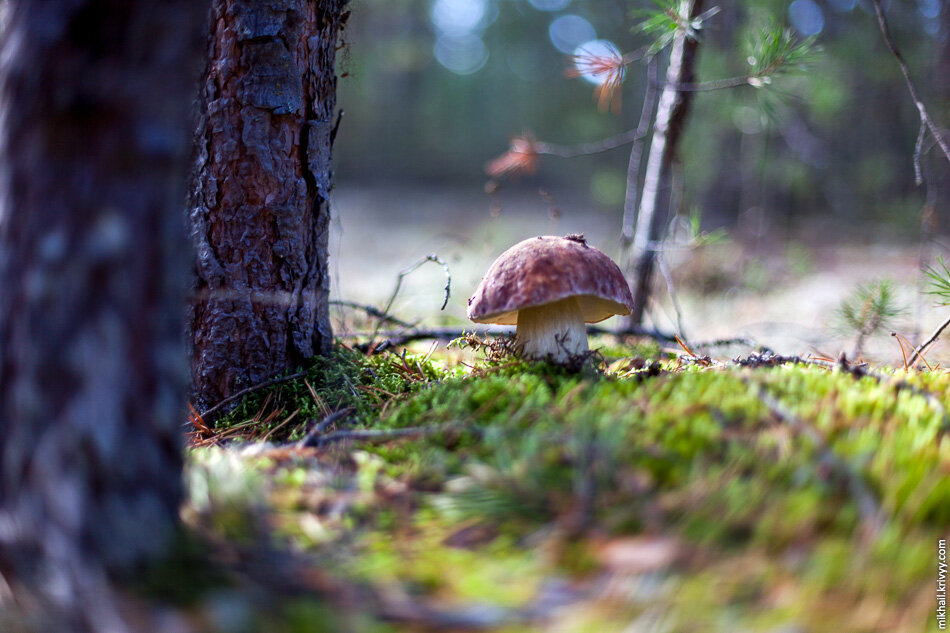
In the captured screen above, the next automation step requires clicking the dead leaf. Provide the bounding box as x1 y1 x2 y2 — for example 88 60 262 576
594 536 683 574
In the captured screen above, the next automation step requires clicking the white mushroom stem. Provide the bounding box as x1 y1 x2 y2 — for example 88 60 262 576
515 297 589 362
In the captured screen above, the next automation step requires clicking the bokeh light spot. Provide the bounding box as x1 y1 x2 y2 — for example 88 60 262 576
918 0 941 20
789 0 824 36
434 34 489 75
529 0 571 11
549 14 596 54
431 0 487 36
827 0 855 11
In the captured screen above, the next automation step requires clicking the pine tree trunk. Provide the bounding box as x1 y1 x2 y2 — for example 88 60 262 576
0 0 205 628
189 0 348 411
627 0 705 326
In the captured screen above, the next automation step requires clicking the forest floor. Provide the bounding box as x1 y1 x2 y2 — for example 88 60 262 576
180 341 948 633
173 186 950 632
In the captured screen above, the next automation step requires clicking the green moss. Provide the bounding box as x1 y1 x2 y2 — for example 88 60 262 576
185 447 270 542
190 341 950 632
214 345 448 441
342 512 545 608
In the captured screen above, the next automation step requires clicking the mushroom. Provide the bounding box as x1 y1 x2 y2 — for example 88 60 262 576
467 234 634 363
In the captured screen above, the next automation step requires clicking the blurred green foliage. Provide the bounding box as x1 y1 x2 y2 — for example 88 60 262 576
925 255 950 305
336 0 949 234
836 278 904 353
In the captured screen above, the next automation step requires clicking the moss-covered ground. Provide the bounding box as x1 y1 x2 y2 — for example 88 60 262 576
182 337 950 632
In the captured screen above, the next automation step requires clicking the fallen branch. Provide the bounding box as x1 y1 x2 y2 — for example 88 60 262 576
741 375 885 537
330 300 415 329
691 336 773 353
347 324 679 353
835 354 950 433
297 407 356 448
350 327 506 353
733 352 950 433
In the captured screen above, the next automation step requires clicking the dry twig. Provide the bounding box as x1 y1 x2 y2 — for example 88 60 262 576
532 129 648 159
651 75 756 92
370 254 452 346
907 313 950 367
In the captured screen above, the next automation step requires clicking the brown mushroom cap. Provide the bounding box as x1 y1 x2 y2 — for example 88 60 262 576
468 234 634 325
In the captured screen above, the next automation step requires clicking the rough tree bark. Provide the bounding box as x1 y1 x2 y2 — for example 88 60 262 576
0 0 205 629
627 0 706 326
189 0 349 410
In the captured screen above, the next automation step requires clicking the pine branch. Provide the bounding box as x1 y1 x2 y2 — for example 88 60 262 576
651 75 751 92
532 128 648 158
871 0 950 181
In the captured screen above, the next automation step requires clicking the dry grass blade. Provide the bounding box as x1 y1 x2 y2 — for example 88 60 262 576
188 402 211 435
356 384 400 400
304 379 329 417
675 334 696 358
260 408 302 443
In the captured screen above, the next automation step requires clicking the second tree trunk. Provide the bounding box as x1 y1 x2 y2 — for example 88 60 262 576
189 0 348 409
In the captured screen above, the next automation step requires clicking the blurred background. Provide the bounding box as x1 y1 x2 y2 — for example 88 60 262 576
328 0 950 359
